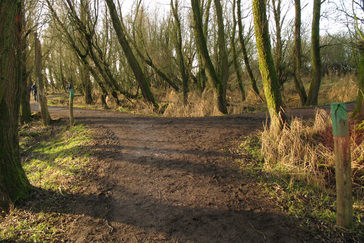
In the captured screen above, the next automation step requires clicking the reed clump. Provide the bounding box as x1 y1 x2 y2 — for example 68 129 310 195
261 109 364 195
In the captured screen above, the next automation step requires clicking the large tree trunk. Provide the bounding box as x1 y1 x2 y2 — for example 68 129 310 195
105 0 159 110
34 32 52 126
191 0 227 114
293 0 307 106
214 0 229 109
19 11 31 124
79 0 93 105
252 0 286 131
81 65 93 104
0 0 30 213
20 74 32 124
20 29 32 124
306 0 322 106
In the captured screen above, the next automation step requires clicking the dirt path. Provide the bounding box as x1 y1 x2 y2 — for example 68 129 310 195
30 102 340 242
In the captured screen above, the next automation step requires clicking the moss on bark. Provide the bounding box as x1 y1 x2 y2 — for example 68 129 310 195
252 0 286 131
0 0 30 213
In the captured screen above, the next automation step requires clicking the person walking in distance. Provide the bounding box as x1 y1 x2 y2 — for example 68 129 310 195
31 83 37 102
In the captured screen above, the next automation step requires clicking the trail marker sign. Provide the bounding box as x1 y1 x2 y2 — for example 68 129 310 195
331 103 352 228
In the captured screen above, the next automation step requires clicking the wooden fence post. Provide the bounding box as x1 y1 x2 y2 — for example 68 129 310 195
69 89 74 126
331 103 352 228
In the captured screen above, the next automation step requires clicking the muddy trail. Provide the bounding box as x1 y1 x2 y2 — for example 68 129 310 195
31 102 355 242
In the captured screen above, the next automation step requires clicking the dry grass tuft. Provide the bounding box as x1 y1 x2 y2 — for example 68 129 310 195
261 109 364 195
319 73 358 105
162 89 222 117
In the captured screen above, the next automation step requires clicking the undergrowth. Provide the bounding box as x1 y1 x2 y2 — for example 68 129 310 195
237 109 364 242
46 72 357 118
0 119 92 242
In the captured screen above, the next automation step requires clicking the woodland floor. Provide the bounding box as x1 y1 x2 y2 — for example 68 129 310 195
25 100 356 242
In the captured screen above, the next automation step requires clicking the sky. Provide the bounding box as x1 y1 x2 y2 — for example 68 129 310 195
118 0 353 36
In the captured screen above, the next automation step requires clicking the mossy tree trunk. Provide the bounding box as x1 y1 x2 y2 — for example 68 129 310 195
34 32 52 126
306 0 322 106
191 0 228 114
252 0 287 131
171 0 189 105
0 0 30 214
105 0 159 110
293 0 307 106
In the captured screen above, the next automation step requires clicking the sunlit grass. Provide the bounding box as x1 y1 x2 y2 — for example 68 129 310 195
21 123 91 193
0 121 93 242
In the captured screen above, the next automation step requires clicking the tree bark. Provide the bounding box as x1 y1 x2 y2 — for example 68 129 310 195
293 0 307 106
191 0 227 114
252 0 286 131
271 0 285 88
306 0 322 106
0 0 30 213
105 0 159 109
19 8 31 124
231 0 245 101
214 0 229 108
34 32 52 126
80 0 93 105
172 0 189 105
237 0 261 100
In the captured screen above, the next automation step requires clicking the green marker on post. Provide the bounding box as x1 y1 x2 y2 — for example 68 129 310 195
70 89 74 99
331 103 352 229
331 103 349 137
69 89 74 126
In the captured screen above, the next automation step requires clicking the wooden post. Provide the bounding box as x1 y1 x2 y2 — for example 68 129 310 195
331 103 352 228
69 89 74 126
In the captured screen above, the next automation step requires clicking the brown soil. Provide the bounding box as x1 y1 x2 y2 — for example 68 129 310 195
27 101 356 242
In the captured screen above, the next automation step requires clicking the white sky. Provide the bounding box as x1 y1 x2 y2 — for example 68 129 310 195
118 0 351 36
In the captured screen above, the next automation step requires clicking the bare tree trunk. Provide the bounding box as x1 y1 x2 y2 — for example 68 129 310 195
34 32 51 126
0 0 30 214
214 0 229 108
306 0 322 106
237 0 261 100
231 0 245 101
252 0 286 131
293 0 307 105
271 0 285 88
20 41 31 123
19 4 31 124
191 0 227 114
105 0 159 109
171 0 189 105
80 0 93 105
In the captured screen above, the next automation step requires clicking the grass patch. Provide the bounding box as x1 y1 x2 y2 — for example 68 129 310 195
0 119 93 242
20 121 91 193
237 112 364 242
